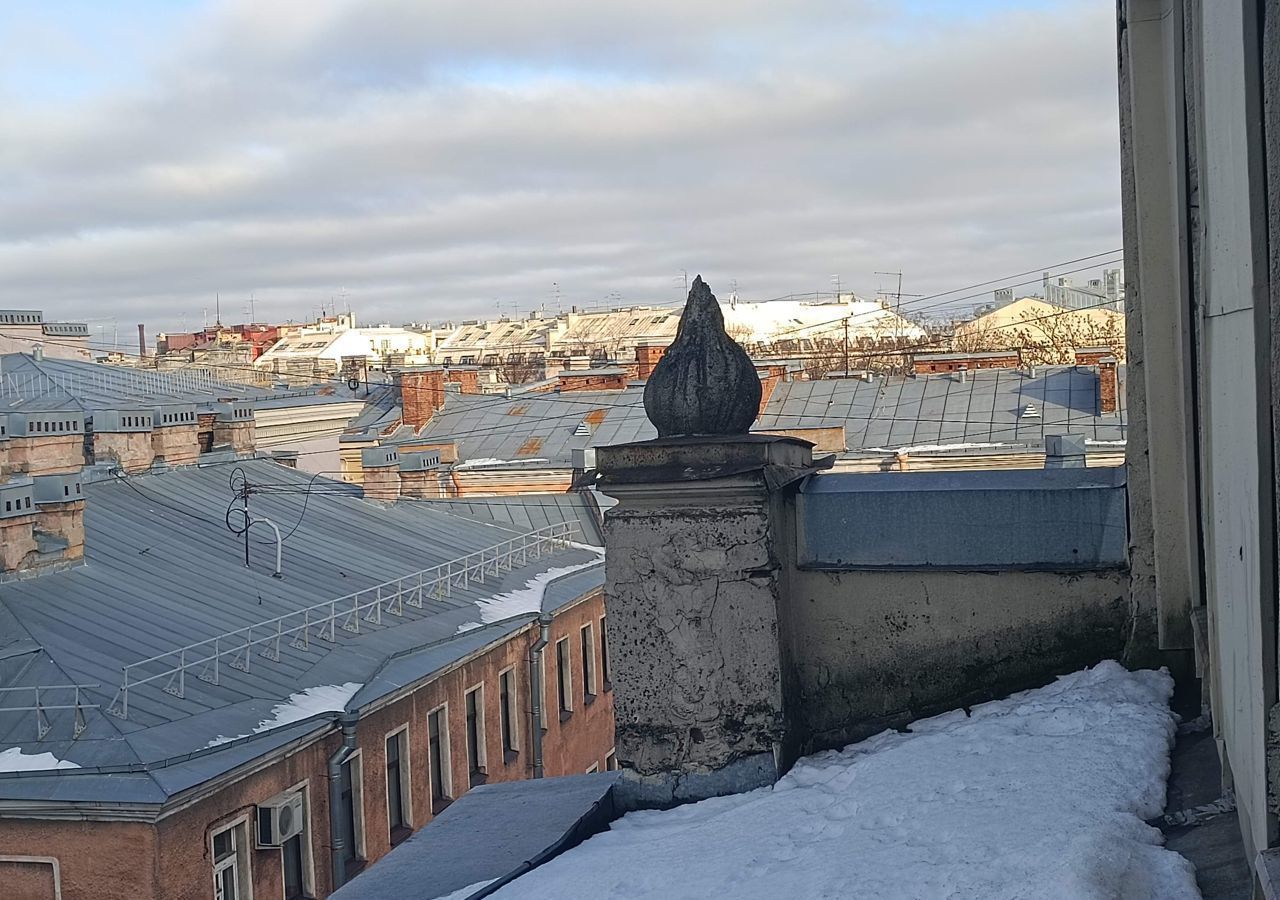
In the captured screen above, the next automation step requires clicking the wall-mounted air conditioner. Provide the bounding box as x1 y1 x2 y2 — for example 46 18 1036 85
256 792 305 847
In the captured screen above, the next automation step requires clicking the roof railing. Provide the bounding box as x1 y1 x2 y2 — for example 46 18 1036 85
106 521 582 720
0 684 100 740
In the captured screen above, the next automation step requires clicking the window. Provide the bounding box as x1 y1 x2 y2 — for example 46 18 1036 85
606 750 619 771
280 783 315 900
580 623 597 702
556 637 573 719
337 754 365 872
211 819 251 900
385 727 411 844
427 704 452 812
499 667 520 759
465 686 487 786
586 762 599 774
600 617 610 689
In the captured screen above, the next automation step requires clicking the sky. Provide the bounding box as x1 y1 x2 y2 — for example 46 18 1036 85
0 0 1122 335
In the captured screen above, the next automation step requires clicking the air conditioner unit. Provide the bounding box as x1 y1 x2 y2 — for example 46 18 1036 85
257 792 305 847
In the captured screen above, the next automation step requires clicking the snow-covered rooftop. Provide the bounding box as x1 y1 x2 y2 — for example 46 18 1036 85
488 662 1197 899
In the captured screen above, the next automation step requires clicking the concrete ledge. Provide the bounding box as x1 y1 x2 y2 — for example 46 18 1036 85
797 467 1128 569
612 752 779 812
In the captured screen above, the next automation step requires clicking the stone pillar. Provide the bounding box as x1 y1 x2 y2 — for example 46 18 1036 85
597 435 819 809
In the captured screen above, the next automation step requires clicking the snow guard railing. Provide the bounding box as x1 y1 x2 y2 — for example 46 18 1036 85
107 521 581 719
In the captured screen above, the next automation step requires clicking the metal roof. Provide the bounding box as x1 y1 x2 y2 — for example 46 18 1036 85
0 460 603 803
412 494 607 545
757 366 1126 449
0 352 349 414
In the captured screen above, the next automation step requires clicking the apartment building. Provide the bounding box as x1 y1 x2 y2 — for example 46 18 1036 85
0 459 613 899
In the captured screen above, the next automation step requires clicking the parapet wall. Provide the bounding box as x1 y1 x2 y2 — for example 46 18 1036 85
782 468 1132 752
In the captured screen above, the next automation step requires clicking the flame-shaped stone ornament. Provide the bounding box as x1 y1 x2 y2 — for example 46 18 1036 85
643 276 762 436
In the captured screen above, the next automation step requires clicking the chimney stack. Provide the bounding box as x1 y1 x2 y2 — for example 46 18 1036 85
138 324 148 359
1098 357 1119 415
361 446 401 501
398 368 446 430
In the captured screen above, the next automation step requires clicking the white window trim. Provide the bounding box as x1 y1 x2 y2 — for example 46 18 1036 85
0 857 61 900
580 622 598 698
427 701 453 805
464 682 488 775
586 762 599 774
606 749 618 771
556 636 574 714
210 814 253 900
383 724 413 834
277 780 317 900
342 749 367 862
498 665 521 752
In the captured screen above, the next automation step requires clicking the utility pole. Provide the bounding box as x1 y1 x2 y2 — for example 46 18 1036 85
875 271 922 374
843 316 850 377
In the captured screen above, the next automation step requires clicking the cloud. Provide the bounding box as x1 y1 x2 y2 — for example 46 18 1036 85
0 0 1121 332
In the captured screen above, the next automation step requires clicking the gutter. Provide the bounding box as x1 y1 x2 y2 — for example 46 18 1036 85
529 612 553 779
327 712 360 891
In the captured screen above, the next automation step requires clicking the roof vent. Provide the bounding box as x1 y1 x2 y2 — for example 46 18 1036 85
1020 403 1041 419
574 420 592 436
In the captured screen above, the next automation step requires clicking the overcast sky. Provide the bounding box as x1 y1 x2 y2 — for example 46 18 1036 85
0 0 1122 337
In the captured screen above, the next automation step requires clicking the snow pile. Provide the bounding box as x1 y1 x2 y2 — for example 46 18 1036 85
489 662 1199 900
208 682 364 747
455 457 549 469
0 748 80 773
457 555 604 633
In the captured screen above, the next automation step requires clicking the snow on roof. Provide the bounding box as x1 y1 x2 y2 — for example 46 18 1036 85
486 661 1196 899
458 555 605 633
206 683 364 747
0 748 81 773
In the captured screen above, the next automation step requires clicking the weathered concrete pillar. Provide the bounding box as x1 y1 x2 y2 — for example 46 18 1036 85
597 435 819 809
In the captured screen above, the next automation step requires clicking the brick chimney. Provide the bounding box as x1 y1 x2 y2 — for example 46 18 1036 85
6 412 86 476
635 343 668 380
211 402 256 455
361 445 401 501
0 472 84 575
92 409 157 473
1074 347 1114 367
756 364 789 418
558 369 628 392
447 367 483 395
151 404 200 467
33 473 85 562
399 368 447 429
398 450 443 499
1098 357 1119 415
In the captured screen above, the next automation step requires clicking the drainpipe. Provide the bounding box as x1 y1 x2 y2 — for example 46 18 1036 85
530 612 553 779
327 712 360 891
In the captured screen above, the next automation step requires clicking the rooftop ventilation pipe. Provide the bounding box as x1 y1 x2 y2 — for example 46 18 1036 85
327 712 360 890
530 612 553 778
32 345 44 361
958 365 968 383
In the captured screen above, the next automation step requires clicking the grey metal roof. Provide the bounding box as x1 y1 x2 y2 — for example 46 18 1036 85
0 352 351 415
0 460 603 803
402 387 656 466
339 365 1126 467
756 366 1127 449
410 494 606 545
331 772 620 900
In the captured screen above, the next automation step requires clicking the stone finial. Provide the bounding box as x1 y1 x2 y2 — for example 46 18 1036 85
643 276 761 437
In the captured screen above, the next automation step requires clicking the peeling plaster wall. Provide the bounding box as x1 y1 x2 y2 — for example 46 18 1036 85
604 500 786 785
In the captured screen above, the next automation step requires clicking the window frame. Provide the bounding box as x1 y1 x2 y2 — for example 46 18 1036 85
555 636 573 720
278 779 317 900
580 622 598 703
337 750 367 870
498 665 521 761
600 615 611 690
605 750 619 771
383 725 413 845
427 702 454 813
464 683 488 786
210 815 253 900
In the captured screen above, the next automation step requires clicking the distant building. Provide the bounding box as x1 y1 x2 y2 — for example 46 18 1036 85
256 314 432 383
952 296 1126 365
0 309 92 360
1041 267 1124 312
